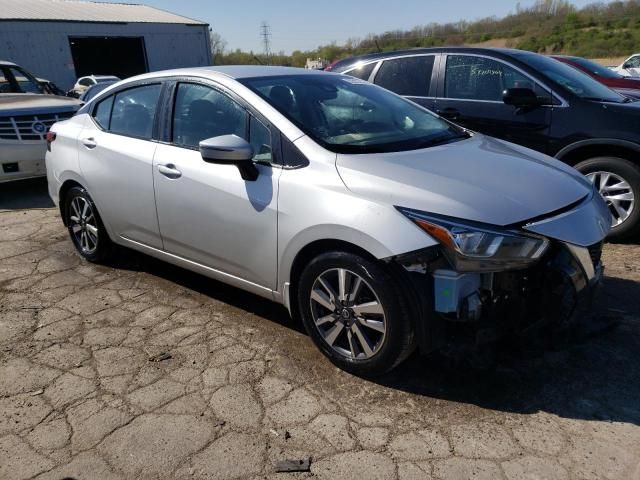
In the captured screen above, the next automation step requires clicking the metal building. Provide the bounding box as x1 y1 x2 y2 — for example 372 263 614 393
0 0 211 89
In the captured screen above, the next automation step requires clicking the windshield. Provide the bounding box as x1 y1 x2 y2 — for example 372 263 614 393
0 66 44 94
240 74 467 154
518 54 626 103
565 57 622 79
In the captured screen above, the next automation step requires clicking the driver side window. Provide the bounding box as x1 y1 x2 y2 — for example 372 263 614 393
172 83 247 149
445 55 550 103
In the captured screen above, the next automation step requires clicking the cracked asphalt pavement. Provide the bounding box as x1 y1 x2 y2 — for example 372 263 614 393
1 179 639 480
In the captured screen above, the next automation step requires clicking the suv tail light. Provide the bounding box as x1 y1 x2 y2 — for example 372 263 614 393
46 131 56 151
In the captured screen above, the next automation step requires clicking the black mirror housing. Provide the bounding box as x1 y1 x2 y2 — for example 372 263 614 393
199 135 258 181
502 88 540 109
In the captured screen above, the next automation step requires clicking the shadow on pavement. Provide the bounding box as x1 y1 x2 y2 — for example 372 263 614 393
0 177 54 210
108 244 640 427
377 275 640 426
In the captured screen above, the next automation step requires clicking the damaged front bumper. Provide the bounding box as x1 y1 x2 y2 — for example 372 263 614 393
394 239 605 355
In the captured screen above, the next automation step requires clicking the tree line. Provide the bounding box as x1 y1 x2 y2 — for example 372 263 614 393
212 0 640 67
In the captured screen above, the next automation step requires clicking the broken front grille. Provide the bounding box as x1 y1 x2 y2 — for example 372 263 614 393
0 111 74 141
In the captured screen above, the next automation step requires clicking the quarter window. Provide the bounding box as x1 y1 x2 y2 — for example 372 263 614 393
374 56 434 97
172 83 247 149
93 95 114 130
444 55 550 103
109 84 161 139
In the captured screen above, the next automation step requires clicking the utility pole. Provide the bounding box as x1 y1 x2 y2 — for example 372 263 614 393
260 21 272 64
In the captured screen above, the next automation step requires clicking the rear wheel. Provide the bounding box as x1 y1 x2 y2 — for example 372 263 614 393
64 186 112 262
297 251 415 377
575 157 640 241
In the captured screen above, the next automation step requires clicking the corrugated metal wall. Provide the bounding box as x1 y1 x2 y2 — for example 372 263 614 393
0 21 211 89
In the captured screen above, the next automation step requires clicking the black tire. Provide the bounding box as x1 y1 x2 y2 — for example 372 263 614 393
297 251 415 377
63 186 112 263
575 156 640 241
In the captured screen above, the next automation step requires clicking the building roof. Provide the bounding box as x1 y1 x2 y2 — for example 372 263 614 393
0 0 207 25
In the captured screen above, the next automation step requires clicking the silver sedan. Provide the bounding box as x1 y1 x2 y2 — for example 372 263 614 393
46 66 610 376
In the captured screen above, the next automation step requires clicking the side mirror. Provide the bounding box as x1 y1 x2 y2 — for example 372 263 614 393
502 88 540 109
199 135 258 181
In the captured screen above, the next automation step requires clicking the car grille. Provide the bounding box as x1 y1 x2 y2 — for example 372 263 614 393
0 111 74 141
588 241 603 267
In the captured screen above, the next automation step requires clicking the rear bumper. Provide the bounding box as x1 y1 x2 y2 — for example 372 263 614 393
0 141 46 183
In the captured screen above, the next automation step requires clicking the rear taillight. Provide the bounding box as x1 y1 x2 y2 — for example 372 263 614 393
46 131 56 151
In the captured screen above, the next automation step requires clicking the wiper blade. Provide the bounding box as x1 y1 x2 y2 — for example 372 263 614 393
418 132 470 148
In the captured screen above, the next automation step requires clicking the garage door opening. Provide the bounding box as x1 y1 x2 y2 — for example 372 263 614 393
69 36 148 80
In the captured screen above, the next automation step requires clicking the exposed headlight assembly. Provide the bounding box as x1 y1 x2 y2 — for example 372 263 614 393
397 207 550 272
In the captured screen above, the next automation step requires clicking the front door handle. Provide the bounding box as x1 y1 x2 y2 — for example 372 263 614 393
436 108 461 120
157 163 182 179
81 137 97 149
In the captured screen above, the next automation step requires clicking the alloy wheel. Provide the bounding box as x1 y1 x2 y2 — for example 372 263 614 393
587 171 635 227
309 268 386 360
69 196 99 254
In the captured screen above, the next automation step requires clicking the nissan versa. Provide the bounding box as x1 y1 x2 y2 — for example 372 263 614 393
46 66 611 376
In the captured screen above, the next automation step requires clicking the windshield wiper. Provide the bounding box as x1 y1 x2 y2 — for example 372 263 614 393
417 131 470 149
582 96 624 103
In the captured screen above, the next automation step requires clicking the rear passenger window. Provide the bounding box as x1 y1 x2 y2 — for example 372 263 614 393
374 56 434 97
93 96 113 130
346 62 376 81
109 84 162 139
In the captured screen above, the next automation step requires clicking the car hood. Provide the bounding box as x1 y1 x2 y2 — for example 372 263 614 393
0 94 81 115
336 134 592 227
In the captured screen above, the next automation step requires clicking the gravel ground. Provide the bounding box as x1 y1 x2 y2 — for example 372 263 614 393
1 180 639 480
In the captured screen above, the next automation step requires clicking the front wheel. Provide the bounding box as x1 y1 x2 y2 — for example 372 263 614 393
297 251 415 377
575 157 640 241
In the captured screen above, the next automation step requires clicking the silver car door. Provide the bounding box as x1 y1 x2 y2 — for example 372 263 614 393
78 83 163 248
153 82 280 290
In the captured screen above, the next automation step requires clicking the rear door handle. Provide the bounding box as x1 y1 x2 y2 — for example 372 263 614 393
81 137 97 149
436 108 461 120
157 163 182 179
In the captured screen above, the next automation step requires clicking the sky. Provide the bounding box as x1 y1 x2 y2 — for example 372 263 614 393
123 0 603 54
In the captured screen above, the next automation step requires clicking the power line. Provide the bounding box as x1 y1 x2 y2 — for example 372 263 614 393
260 21 272 63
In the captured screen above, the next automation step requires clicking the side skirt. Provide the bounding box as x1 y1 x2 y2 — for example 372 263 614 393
118 236 277 303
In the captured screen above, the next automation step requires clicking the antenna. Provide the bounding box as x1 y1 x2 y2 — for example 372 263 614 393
260 21 272 63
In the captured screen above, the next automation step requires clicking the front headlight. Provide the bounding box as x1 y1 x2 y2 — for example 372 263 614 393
397 207 549 272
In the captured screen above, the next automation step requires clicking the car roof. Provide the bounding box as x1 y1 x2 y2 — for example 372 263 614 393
0 60 18 66
330 47 539 71
127 65 330 83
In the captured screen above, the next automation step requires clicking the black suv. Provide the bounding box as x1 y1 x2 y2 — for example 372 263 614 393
330 48 640 240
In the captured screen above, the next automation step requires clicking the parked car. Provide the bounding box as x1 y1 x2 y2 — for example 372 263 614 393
68 75 120 98
1 60 81 182
47 66 610 376
612 54 640 77
553 55 640 99
331 47 640 240
79 80 119 103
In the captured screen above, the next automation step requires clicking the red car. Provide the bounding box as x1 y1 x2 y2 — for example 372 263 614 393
553 55 640 99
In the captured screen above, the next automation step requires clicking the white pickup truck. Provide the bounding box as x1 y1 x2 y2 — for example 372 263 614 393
1 61 82 183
